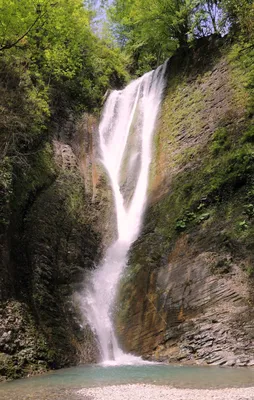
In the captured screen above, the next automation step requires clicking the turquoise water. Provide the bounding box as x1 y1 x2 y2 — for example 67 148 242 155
1 364 254 399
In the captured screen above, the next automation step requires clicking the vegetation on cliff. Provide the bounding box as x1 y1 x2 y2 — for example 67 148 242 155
116 35 254 365
0 0 128 246
0 0 126 380
0 0 128 199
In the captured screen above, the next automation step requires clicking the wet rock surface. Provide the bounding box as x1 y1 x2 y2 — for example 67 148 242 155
0 113 112 380
117 232 254 366
116 40 254 366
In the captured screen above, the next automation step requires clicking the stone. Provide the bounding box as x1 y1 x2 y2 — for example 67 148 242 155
115 41 254 368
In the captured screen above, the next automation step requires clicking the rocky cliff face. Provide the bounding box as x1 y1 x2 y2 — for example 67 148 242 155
116 37 254 367
0 113 112 380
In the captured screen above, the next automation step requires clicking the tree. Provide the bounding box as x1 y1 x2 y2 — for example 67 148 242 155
220 0 254 40
108 0 198 74
107 0 253 74
0 1 46 51
0 0 128 161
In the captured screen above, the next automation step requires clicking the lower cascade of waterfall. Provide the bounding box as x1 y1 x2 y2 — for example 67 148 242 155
80 61 168 365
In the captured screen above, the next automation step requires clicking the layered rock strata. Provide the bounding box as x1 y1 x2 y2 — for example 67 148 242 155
116 38 254 367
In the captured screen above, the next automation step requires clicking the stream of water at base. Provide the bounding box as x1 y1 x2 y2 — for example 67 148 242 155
1 364 254 399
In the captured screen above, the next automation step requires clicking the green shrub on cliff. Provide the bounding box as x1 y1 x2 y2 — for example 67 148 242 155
168 121 254 236
0 0 128 234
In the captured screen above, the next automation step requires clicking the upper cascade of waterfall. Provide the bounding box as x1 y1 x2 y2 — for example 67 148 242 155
100 61 168 244
81 60 168 364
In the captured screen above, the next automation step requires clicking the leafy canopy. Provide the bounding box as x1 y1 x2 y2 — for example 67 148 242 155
106 0 254 74
0 0 129 161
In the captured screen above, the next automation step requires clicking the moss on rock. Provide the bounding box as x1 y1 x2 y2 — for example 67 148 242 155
116 37 254 366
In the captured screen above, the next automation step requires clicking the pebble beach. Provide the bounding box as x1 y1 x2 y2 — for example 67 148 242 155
78 384 254 400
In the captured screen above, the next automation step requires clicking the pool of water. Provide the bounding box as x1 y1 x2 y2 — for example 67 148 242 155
1 364 254 399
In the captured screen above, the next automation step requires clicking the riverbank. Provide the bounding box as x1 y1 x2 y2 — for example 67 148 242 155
78 384 254 400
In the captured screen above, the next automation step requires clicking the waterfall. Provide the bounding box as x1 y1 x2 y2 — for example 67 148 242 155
80 61 168 365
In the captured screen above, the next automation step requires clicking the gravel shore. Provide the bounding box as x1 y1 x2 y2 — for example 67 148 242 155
78 384 254 400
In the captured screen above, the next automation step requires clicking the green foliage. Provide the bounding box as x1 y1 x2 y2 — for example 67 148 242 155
175 211 196 231
0 57 49 160
0 0 128 107
243 203 254 219
0 0 42 51
242 126 254 144
106 0 254 74
109 0 194 74
211 127 230 155
0 0 129 229
152 118 254 245
208 145 254 194
197 212 211 223
220 0 254 40
238 220 249 230
228 43 254 118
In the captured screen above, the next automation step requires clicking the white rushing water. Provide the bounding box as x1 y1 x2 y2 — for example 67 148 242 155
81 61 168 365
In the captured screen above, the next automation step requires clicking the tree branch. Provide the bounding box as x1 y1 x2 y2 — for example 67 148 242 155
0 10 47 52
